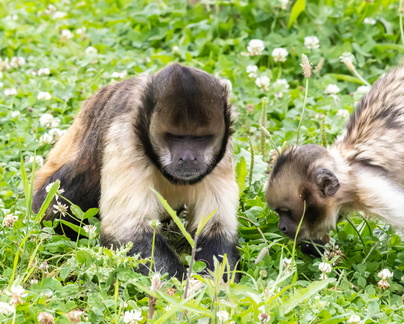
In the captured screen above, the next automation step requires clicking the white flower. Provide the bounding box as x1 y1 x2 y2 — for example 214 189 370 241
0 302 15 315
272 48 288 62
325 84 340 95
60 29 73 41
83 224 97 236
76 27 87 35
38 68 51 76
246 65 258 78
53 201 68 216
274 78 290 97
336 109 350 118
39 113 59 128
122 310 143 324
111 70 127 79
279 0 289 10
282 258 292 268
364 17 376 25
53 11 67 19
247 39 265 56
48 128 65 139
7 285 28 298
40 261 49 270
40 133 54 145
318 261 332 279
354 85 371 98
37 311 55 324
2 214 18 227
258 312 270 322
378 268 393 280
216 310 229 322
255 76 270 91
0 57 10 71
11 111 20 118
347 314 361 324
339 52 355 71
172 45 179 52
149 219 161 228
28 155 44 167
10 56 26 68
37 91 52 100
304 36 320 49
4 88 17 96
30 279 39 284
44 4 57 15
85 46 98 54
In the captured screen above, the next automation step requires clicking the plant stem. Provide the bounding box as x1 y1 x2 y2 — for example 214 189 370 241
296 78 309 145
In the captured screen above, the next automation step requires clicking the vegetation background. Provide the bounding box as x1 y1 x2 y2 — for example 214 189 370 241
1 0 404 323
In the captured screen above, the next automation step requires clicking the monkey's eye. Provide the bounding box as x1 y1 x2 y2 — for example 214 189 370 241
275 208 292 217
192 135 212 141
166 133 185 141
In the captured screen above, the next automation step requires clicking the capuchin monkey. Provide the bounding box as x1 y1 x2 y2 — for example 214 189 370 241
33 63 240 280
266 66 404 247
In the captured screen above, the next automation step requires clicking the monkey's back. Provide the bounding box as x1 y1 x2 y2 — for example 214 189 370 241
334 67 404 183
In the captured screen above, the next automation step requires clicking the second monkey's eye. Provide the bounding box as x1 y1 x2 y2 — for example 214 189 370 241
275 208 292 217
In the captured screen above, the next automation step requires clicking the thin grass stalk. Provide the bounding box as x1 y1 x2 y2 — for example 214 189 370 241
296 78 309 145
260 97 268 157
291 200 306 283
320 114 327 147
248 137 254 188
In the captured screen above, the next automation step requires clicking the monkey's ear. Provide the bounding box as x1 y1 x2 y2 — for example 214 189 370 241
313 168 340 197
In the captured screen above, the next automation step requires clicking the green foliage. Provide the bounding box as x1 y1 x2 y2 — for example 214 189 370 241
1 0 404 323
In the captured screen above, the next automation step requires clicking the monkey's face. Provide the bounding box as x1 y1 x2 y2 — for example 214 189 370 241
149 115 226 185
266 145 341 242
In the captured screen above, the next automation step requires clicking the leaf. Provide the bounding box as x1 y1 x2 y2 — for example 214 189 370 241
287 0 306 29
281 278 336 314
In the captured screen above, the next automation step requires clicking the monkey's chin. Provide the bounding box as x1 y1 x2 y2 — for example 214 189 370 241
162 172 207 186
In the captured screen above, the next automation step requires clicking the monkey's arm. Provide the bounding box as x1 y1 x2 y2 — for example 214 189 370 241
190 156 240 278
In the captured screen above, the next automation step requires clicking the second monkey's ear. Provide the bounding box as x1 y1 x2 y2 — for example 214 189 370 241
313 168 340 198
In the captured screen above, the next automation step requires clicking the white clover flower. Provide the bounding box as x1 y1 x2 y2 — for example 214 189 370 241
111 71 127 79
0 302 15 316
258 312 270 322
83 224 97 236
38 68 50 76
10 56 26 68
172 45 179 52
66 310 83 323
378 268 393 280
44 291 53 298
44 4 57 15
149 219 161 228
282 258 292 268
7 285 28 298
28 155 44 167
336 109 350 118
216 310 230 322
255 76 270 91
2 214 18 227
53 11 67 19
0 57 10 71
347 314 361 324
85 46 98 55
325 84 340 95
364 17 376 25
40 133 54 145
274 79 289 88
279 0 289 10
247 39 265 56
11 111 20 118
53 202 68 216
48 128 65 140
122 310 143 324
274 78 290 98
4 88 17 96
318 261 332 279
354 85 371 99
246 64 258 78
45 181 65 200
37 91 52 100
39 113 58 128
304 36 320 49
39 261 49 270
37 311 55 324
30 279 39 284
339 52 355 71
76 27 87 35
60 29 73 41
272 48 288 62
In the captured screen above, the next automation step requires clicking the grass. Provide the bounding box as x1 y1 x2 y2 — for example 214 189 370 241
1 0 404 323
